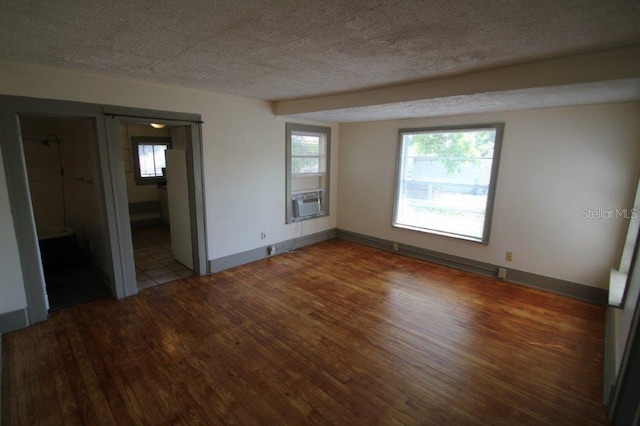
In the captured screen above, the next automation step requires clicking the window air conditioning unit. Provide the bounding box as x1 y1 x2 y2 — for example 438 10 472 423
292 190 322 220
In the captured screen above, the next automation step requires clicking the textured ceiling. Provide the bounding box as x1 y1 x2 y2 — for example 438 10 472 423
1 0 639 104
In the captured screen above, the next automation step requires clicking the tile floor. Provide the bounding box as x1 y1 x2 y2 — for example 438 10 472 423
132 224 193 290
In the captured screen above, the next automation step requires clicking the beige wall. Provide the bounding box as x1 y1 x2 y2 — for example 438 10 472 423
338 102 640 288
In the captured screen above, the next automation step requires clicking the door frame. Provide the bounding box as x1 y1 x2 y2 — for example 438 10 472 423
0 96 121 323
0 96 207 325
103 105 208 297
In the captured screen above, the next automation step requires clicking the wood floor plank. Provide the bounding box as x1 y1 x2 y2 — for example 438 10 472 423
209 273 487 423
238 250 592 422
2 239 607 424
214 260 542 424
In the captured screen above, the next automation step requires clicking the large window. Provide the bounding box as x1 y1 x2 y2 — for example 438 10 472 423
393 124 504 243
285 123 331 223
131 136 172 185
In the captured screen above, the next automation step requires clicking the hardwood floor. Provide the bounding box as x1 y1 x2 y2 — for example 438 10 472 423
2 239 607 425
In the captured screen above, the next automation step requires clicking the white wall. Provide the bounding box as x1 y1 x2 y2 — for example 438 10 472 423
0 61 337 315
338 103 640 288
208 103 338 258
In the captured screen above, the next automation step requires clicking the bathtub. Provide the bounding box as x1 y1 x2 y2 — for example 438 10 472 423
37 226 77 271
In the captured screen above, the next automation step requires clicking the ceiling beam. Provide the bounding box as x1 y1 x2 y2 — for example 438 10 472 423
273 45 640 116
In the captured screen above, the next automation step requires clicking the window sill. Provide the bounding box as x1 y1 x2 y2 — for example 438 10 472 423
292 172 325 178
392 223 488 245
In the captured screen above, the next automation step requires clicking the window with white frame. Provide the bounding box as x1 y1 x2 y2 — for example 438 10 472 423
286 123 331 223
131 136 172 185
393 124 504 243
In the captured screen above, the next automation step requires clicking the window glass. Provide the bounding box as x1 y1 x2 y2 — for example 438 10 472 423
394 124 503 243
131 136 171 184
138 144 168 177
286 124 331 223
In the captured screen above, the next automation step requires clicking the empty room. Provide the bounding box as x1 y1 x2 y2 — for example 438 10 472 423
1 0 640 424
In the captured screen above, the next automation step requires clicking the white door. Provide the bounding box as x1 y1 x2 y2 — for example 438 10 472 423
165 149 193 269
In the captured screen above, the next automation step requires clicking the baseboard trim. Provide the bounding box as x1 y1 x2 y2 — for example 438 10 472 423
507 268 608 305
336 229 608 305
0 308 29 335
210 228 337 273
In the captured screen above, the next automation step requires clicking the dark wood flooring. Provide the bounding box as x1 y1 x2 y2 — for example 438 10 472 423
2 239 607 424
45 260 112 312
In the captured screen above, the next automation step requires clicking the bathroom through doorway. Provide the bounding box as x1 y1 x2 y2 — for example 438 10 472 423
19 114 112 311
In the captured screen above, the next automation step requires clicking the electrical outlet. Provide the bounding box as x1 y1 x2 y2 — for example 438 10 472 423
498 268 507 279
261 232 266 240
392 242 399 252
505 252 513 262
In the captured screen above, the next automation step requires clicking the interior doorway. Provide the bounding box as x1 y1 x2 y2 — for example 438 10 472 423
103 107 208 297
19 114 113 311
1 96 207 326
119 122 194 289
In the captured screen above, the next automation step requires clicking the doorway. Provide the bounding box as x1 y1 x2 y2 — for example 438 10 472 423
1 96 208 326
19 115 112 310
120 122 194 289
103 107 208 298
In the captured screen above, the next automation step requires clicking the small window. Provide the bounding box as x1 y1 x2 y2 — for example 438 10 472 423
291 133 326 175
131 136 172 185
393 124 504 243
286 123 331 223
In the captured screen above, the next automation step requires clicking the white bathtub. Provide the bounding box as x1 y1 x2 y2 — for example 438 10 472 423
37 226 74 241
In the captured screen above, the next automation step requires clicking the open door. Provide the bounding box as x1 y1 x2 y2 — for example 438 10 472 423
166 149 193 269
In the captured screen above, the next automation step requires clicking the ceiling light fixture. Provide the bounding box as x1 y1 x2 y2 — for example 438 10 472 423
150 123 165 129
